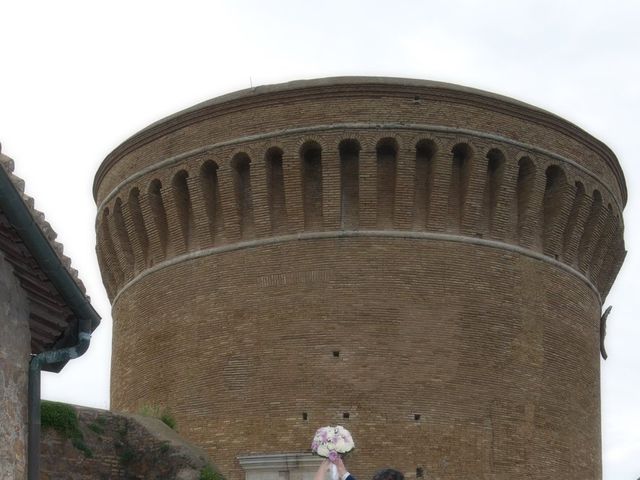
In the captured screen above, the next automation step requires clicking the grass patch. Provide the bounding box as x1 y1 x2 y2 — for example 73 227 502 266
200 465 224 480
138 404 177 430
159 441 171 454
160 412 176 430
40 401 92 457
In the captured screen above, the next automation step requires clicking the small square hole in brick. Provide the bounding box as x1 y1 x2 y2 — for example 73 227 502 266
416 467 424 478
333 351 340 357
343 412 350 419
302 412 308 421
414 414 421 421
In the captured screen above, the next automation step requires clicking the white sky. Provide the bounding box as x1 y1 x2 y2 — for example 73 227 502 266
1 1 638 478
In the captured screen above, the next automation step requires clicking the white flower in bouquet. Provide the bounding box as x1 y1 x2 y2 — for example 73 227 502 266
311 425 355 462
316 443 330 458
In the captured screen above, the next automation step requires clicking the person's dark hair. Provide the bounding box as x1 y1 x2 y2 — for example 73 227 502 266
371 468 404 480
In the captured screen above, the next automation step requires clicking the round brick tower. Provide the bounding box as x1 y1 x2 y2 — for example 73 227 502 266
94 78 626 480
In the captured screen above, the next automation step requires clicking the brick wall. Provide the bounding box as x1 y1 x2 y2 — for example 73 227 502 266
0 252 31 480
95 78 627 480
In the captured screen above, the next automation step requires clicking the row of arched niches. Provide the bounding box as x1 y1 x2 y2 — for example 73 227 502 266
96 131 626 301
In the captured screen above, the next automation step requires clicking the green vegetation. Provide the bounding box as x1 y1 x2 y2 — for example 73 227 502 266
117 420 129 438
41 401 78 437
72 437 93 458
160 412 176 430
138 404 177 430
119 445 136 465
88 422 105 435
159 441 171 454
200 465 224 480
40 401 93 457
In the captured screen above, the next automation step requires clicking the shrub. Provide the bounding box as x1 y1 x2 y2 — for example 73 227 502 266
200 465 224 480
41 401 78 437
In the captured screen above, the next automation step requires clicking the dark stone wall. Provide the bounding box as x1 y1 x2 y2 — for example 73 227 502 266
0 252 31 480
41 405 215 480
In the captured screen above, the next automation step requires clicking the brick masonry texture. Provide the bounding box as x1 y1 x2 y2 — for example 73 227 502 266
94 78 627 480
40 405 212 480
0 252 31 480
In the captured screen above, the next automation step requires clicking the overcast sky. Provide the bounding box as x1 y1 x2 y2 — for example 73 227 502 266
1 1 638 478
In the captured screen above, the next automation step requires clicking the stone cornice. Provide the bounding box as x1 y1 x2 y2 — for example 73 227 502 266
94 77 626 205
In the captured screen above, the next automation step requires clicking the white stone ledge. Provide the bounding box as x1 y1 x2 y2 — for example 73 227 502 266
238 453 324 480
111 230 601 307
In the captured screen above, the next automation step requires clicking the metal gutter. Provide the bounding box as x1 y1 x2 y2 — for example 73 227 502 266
0 163 101 331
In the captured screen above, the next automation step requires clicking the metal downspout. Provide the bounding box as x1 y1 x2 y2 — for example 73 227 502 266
27 318 92 480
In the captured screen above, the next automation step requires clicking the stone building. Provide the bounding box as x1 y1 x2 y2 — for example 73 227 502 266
94 77 627 480
0 146 100 479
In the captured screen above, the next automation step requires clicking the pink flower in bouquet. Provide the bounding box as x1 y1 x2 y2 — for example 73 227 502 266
311 425 355 460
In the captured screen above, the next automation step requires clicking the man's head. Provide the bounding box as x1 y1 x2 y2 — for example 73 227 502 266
371 468 405 480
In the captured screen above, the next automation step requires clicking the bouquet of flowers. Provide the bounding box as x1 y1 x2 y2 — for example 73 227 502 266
311 425 355 462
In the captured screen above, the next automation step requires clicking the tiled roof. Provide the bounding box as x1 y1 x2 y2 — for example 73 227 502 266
0 149 87 295
0 143 96 366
